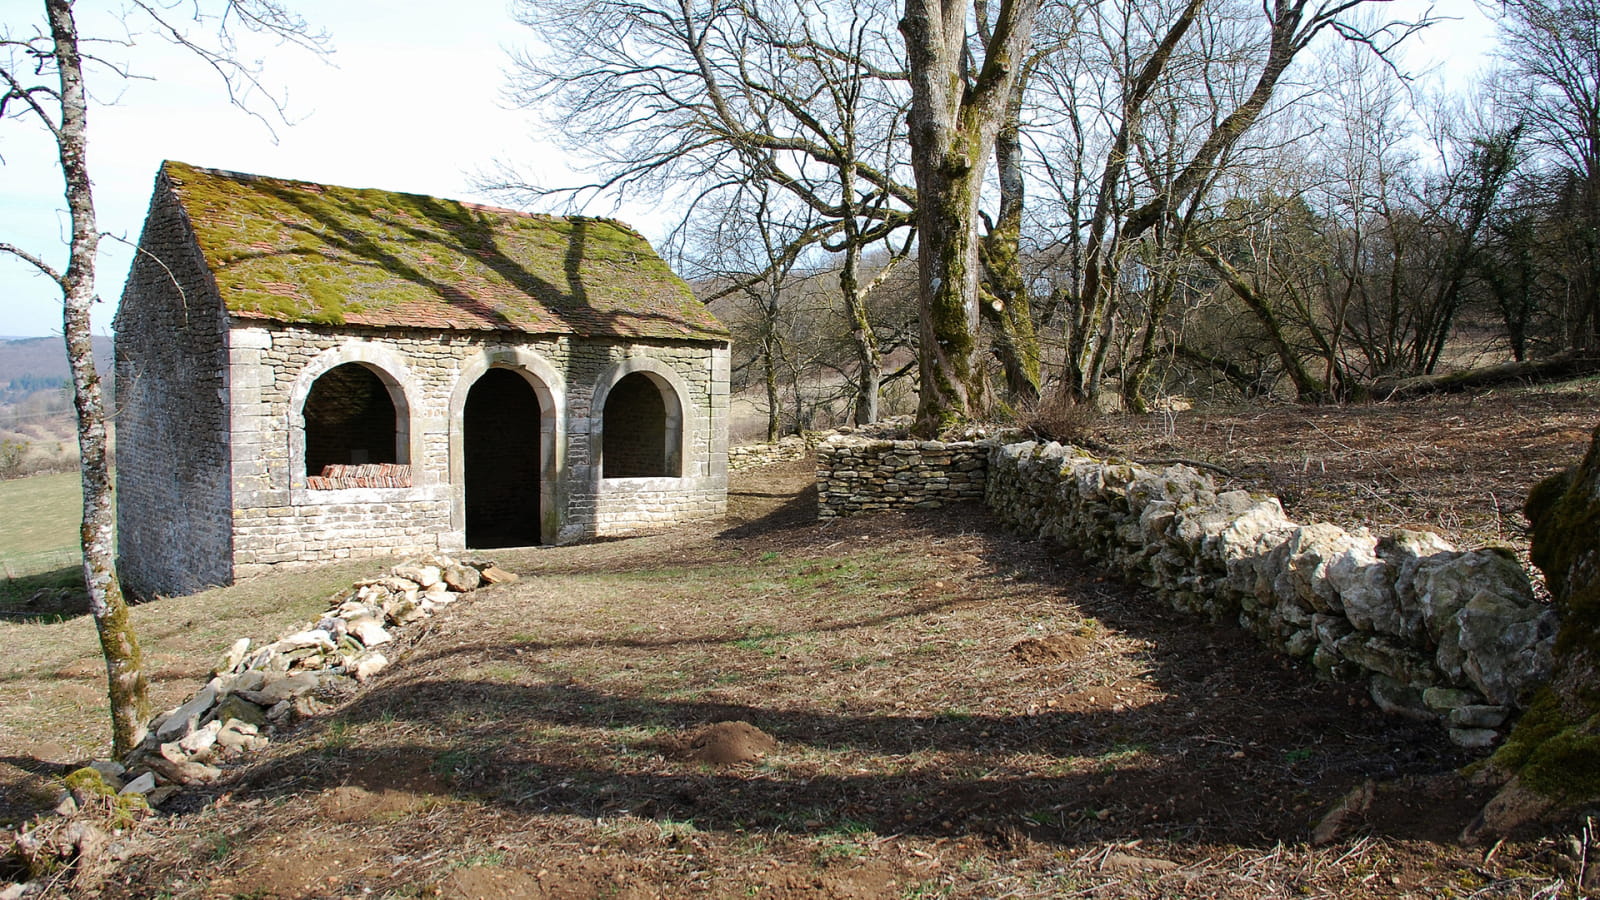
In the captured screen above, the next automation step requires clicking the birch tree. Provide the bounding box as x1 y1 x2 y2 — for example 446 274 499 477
0 0 325 756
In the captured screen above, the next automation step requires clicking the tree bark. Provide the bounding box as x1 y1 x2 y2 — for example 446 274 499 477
980 76 1041 406
1467 424 1600 839
902 0 1038 436
47 0 150 757
841 238 883 425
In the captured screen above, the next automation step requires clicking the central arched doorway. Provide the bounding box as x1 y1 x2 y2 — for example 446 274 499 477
463 367 542 548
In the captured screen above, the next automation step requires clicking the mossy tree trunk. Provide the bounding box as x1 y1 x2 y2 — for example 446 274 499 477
1470 424 1600 837
979 76 1041 407
902 0 1039 437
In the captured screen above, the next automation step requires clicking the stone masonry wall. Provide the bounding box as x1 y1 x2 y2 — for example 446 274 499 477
114 173 236 598
728 434 809 471
815 436 987 517
985 441 1558 747
227 323 728 580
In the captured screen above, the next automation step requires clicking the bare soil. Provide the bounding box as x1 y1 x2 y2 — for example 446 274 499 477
1097 383 1599 553
8 388 1600 898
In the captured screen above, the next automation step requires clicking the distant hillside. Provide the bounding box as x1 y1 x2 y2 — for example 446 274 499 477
0 336 114 478
0 335 113 387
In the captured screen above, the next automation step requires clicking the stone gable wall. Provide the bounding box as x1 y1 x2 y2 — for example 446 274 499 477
813 436 1558 745
114 176 236 597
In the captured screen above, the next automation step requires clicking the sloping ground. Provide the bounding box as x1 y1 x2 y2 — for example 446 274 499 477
17 458 1578 898
1098 380 1600 553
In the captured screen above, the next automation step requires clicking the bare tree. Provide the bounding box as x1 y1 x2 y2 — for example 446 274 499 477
1486 0 1600 352
0 0 326 756
900 0 1040 434
1044 0 1424 404
502 0 916 425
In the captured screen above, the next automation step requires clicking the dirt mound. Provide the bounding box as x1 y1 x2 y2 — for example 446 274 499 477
1009 633 1092 665
670 721 778 765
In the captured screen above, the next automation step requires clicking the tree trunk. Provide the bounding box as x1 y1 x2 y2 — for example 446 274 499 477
1467 424 1600 839
48 0 150 757
841 227 882 426
1192 241 1331 402
980 77 1041 406
762 329 781 442
1122 269 1177 414
902 0 1038 437
1370 352 1600 401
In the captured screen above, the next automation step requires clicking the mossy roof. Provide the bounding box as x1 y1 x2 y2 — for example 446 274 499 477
161 161 726 341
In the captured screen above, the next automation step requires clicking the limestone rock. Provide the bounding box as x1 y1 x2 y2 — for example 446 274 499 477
392 564 441 589
1369 675 1433 721
1378 530 1455 642
155 680 221 743
144 755 222 786
441 562 481 592
345 614 392 647
1451 591 1558 706
1411 547 1533 643
1449 705 1511 729
349 651 388 683
177 720 222 757
209 694 269 730
213 637 252 676
235 672 321 707
88 760 125 782
1448 727 1500 749
1327 542 1399 636
1272 524 1374 614
118 772 157 796
479 565 518 585
1336 634 1435 686
272 629 336 653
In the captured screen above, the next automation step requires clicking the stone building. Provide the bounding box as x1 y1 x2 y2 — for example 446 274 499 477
114 161 729 597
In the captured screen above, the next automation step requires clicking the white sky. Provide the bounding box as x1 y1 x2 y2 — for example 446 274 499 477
0 0 1498 339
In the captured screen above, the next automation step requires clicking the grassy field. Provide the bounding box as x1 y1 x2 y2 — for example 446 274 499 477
0 471 80 571
0 472 85 620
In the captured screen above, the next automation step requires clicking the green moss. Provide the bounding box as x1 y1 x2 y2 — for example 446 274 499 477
1518 717 1600 799
159 161 724 340
61 766 114 797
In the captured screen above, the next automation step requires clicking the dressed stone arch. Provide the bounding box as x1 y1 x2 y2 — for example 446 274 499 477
589 355 693 483
287 341 417 491
448 348 567 547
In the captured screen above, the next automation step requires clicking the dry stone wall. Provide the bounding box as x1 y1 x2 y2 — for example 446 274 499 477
812 435 1559 745
815 436 987 517
985 441 1558 746
728 435 810 471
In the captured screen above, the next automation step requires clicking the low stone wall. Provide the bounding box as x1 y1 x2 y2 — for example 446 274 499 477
816 436 987 517
985 441 1558 747
728 435 810 471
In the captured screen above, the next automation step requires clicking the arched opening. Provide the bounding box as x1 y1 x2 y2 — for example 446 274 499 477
464 367 542 548
602 372 680 478
302 363 403 476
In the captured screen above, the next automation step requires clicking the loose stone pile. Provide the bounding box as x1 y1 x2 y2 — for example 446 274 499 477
3 555 516 895
98 555 515 805
985 441 1558 747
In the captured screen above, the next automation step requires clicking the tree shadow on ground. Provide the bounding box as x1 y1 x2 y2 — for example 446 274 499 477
0 566 86 623
209 503 1482 855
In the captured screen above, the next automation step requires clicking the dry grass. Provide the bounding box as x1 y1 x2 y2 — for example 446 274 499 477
0 557 393 764
3 384 1597 898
